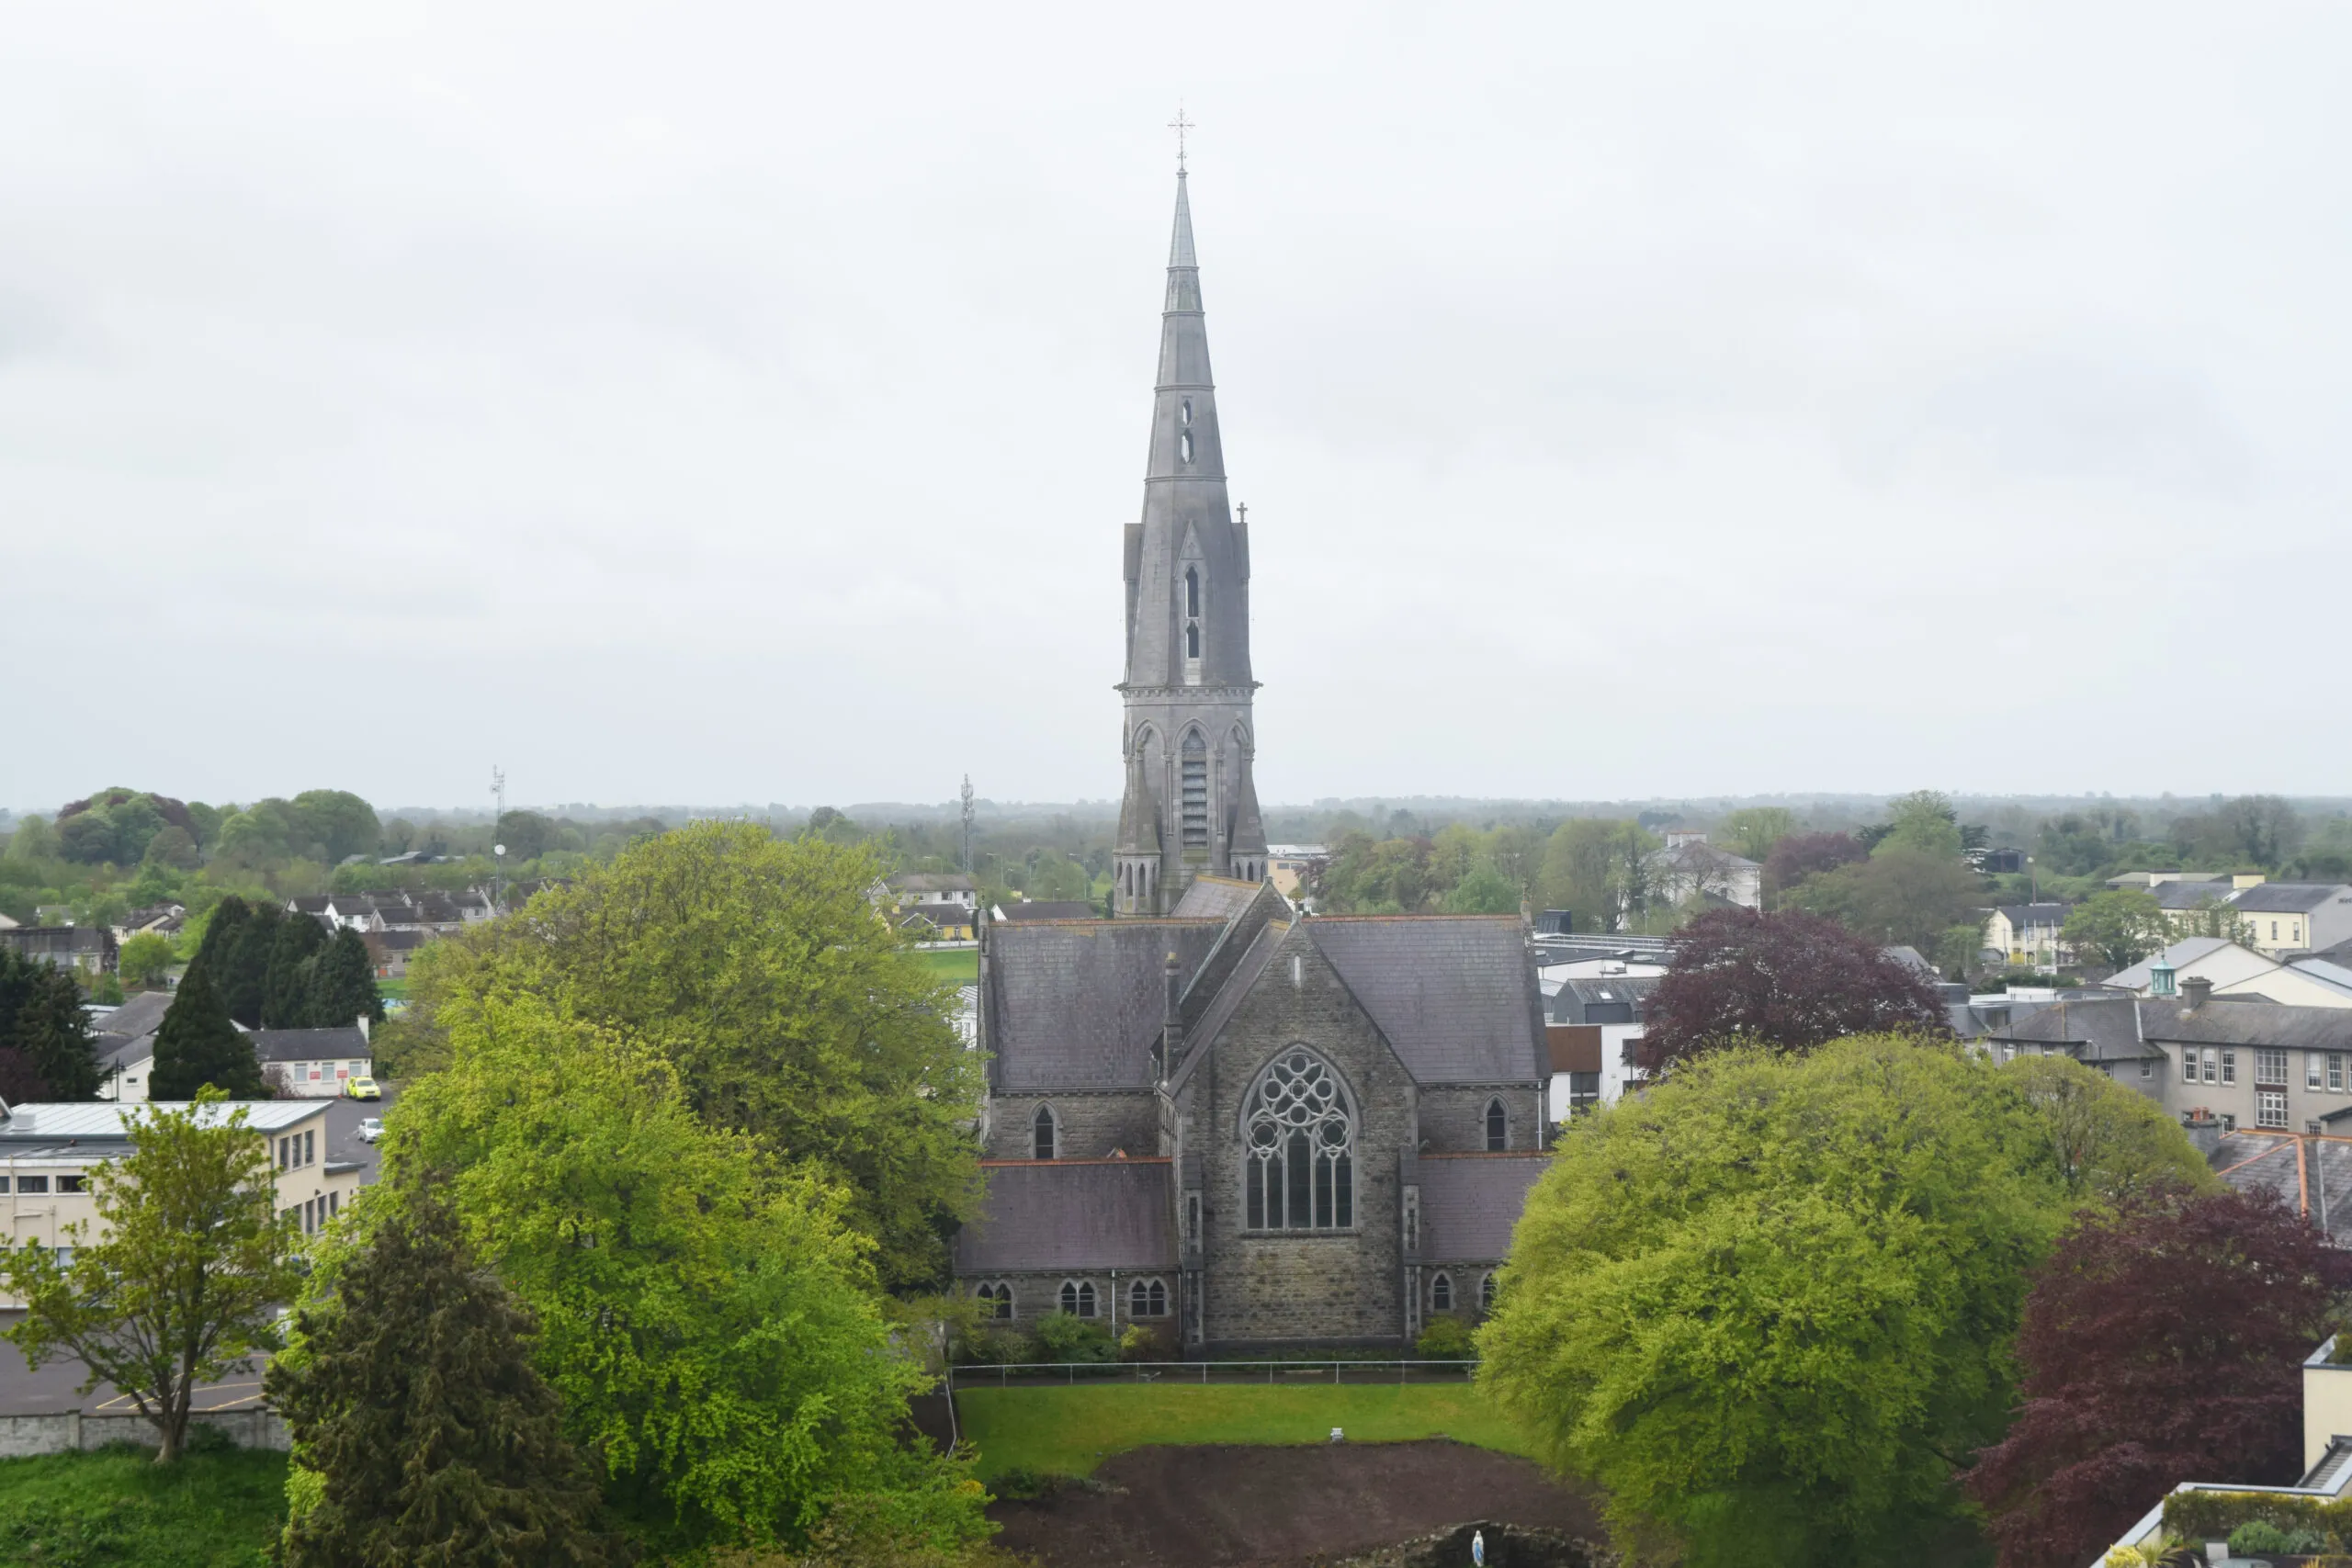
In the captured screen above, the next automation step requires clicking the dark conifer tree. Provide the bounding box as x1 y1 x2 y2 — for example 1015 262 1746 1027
269 1179 623 1568
149 966 266 1099
213 899 283 1029
308 927 384 1028
0 950 101 1100
263 913 329 1028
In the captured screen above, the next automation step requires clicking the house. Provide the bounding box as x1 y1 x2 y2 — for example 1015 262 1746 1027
289 890 491 936
361 928 428 979
991 900 1101 923
899 903 978 942
249 1026 372 1098
1647 831 1761 910
0 927 117 975
1984 903 2072 971
2230 883 2352 955
885 874 978 912
2096 1337 2352 1562
88 991 175 1103
1544 975 1657 1117
0 1098 365 1303
110 904 186 943
2104 936 2352 1009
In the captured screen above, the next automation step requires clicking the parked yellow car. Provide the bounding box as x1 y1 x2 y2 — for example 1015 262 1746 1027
342 1075 381 1101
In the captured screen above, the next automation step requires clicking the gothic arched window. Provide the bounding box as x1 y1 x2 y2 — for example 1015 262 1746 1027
1185 622 1200 658
1180 731 1209 847
1185 567 1200 617
1129 1277 1169 1317
1486 1098 1508 1152
1181 430 1194 463
977 1281 1014 1319
1033 1104 1057 1161
1058 1280 1097 1317
1479 1273 1498 1311
1431 1272 1453 1312
1242 1049 1354 1230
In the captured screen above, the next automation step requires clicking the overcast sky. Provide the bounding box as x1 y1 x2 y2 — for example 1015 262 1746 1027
5 3 2346 814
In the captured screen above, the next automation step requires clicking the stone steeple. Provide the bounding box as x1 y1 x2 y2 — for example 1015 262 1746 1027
1114 169 1268 916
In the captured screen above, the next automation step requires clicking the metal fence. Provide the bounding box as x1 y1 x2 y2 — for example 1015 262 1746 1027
946 1359 1477 1389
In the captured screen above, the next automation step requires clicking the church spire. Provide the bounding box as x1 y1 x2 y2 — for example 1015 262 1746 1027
1116 162 1267 914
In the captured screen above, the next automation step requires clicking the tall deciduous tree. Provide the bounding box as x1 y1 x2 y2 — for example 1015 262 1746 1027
1638 908 1949 1073
1786 842 1986 957
1718 807 1797 864
381 994 989 1549
270 1177 622 1567
1963 1185 2352 1568
0 948 102 1100
2062 890 2170 976
1478 1035 2211 1568
0 1092 301 1462
150 966 266 1099
1762 830 1866 901
408 823 984 1290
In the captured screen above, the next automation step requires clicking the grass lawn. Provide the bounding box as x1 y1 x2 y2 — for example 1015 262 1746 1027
912 948 978 984
0 1443 288 1566
954 1382 1541 1480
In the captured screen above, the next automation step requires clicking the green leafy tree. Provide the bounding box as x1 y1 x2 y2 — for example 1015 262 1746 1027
1879 790 1964 860
407 823 984 1291
2063 890 2170 975
384 994 990 1549
0 948 103 1099
1787 843 1984 956
150 966 267 1099
1718 807 1797 863
1534 818 1659 933
270 1177 623 1566
1442 863 1522 915
6 814 57 862
141 825 201 870
0 1092 302 1462
1478 1036 2208 1568
290 790 381 864
119 932 176 990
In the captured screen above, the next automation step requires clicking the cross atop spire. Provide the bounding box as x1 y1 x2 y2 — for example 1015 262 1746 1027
1167 104 1194 173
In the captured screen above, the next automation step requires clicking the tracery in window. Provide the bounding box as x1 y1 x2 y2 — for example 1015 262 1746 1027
1485 1098 1508 1152
1058 1280 1097 1317
1129 1277 1169 1317
1431 1272 1453 1311
1242 1049 1354 1230
976 1281 1013 1319
1033 1104 1057 1161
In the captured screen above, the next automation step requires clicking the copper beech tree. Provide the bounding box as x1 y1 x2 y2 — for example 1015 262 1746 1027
1963 1185 2352 1568
1637 907 1949 1074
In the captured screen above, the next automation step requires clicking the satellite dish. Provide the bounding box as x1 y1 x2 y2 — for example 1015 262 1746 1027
493 844 506 856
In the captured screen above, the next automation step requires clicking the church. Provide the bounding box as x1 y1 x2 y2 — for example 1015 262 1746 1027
951 168 1551 1351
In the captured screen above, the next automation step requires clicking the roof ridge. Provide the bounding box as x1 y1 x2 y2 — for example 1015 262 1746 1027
978 1156 1173 1167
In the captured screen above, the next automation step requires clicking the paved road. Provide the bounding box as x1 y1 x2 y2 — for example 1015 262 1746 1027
0 1084 398 1416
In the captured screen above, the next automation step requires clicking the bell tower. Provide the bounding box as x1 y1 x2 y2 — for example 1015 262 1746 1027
1114 165 1268 916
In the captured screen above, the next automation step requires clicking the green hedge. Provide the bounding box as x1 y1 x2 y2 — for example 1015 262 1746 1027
2162 1488 2352 1545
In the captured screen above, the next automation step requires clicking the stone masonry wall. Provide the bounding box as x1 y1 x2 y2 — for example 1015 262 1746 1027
985 1091 1161 1161
1418 1085 1547 1154
1193 923 1419 1346
963 1269 1180 1334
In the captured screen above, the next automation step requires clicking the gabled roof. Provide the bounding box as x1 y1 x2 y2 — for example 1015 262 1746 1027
984 919 1224 1090
2156 882 2242 910
2140 997 2352 1051
995 902 1101 923
953 1159 1177 1274
2104 935 2244 989
1985 997 2163 1061
1419 1154 1547 1262
247 1026 370 1064
1308 916 1544 1085
1169 875 1262 923
2233 883 2352 914
92 988 175 1043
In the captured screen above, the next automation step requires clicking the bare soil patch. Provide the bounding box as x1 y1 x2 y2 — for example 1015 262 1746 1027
986 1439 1605 1568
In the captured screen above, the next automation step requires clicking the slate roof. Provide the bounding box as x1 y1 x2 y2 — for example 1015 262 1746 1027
1169 875 1262 923
983 919 1224 1090
995 902 1101 923
91 989 175 1043
2233 883 2352 915
1169 919 1285 1094
2156 882 2242 910
2207 1134 2352 1246
2138 998 2352 1050
1418 1154 1548 1262
246 1026 370 1064
0 1100 324 1144
1309 917 1545 1085
2105 936 2242 990
1547 976 1654 1025
954 1159 1177 1273
1993 903 2069 928
1985 997 2165 1062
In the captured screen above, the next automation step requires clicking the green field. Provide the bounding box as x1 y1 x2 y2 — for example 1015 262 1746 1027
913 948 979 984
0 1444 290 1566
953 1382 1539 1480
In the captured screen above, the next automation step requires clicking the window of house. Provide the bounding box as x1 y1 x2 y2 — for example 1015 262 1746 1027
1032 1105 1057 1161
1568 1071 1600 1111
2181 1051 2197 1085
0 1178 8 1193
53 1246 73 1266
1058 1280 1097 1317
57 1175 85 1194
2256 1049 2285 1087
1480 1274 1498 1311
2258 1090 2290 1130
2222 1049 2236 1086
1431 1273 1453 1312
1244 1049 1355 1231
304 1131 315 1166
277 1137 290 1169
1130 1278 1169 1317
2272 921 2280 941
1485 1099 1508 1152
2140 1059 2152 1080
17 1175 48 1194
328 1191 339 1217
2312 1055 2326 1091
2332 1054 2345 1092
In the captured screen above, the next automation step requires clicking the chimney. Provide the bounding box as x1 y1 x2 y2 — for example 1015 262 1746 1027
2182 976 2214 1012
1159 952 1184 1079
2183 1109 2222 1158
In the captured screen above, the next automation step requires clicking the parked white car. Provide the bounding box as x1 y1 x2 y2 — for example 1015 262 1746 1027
356 1117 385 1144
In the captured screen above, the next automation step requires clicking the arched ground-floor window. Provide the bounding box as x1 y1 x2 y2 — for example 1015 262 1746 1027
1058 1280 1098 1317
